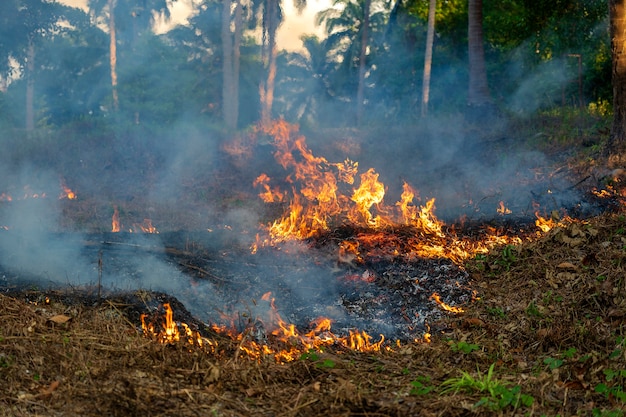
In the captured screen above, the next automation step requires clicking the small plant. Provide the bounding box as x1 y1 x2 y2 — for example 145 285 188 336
494 245 517 270
543 357 564 370
440 363 502 395
299 350 335 369
592 408 625 417
440 363 534 411
563 347 577 359
486 307 506 318
450 341 481 354
595 368 626 404
526 301 543 317
409 375 435 395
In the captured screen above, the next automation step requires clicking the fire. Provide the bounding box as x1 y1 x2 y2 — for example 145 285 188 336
132 219 158 234
59 181 77 200
111 206 120 232
497 201 511 215
430 292 465 314
141 294 392 363
141 303 209 348
110 207 158 233
251 120 529 264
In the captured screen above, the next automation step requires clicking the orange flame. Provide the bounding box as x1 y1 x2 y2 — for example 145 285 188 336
141 303 208 348
496 201 511 215
59 181 77 200
430 293 465 314
252 120 543 264
111 206 120 232
132 219 158 234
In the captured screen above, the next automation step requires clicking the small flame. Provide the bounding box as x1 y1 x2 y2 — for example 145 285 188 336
430 293 465 314
111 206 120 232
132 219 158 234
59 181 77 200
141 303 208 348
496 201 511 215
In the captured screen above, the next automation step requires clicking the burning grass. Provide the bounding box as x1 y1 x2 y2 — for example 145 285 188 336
2 212 626 416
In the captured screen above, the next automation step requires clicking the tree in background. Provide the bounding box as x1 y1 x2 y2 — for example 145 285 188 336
316 0 387 126
258 0 306 126
222 0 243 130
0 0 82 130
466 0 493 122
420 0 436 117
88 0 172 114
609 0 626 154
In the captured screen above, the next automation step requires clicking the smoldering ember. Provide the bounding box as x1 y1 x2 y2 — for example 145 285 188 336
0 118 618 359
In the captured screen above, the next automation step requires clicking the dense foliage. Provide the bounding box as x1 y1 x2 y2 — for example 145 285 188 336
0 0 611 133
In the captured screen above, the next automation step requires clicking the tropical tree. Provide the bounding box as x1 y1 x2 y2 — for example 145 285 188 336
420 0 436 116
316 0 387 125
466 0 493 121
608 0 626 154
222 0 243 129
257 0 306 126
88 0 172 112
0 0 84 130
274 34 333 125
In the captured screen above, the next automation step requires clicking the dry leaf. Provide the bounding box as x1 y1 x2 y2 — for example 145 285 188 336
48 315 71 324
462 318 484 328
40 380 60 396
557 262 577 270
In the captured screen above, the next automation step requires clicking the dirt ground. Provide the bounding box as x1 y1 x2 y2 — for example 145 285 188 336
2 121 626 416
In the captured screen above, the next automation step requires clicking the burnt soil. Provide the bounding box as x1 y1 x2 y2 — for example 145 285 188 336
3 121 626 416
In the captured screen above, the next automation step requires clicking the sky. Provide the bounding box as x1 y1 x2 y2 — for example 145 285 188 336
59 0 330 51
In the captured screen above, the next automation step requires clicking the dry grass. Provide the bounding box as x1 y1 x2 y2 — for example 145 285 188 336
2 211 626 416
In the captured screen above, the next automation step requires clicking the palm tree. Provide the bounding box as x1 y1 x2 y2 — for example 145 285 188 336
0 0 80 130
316 0 386 125
88 0 171 112
608 0 626 155
420 0 436 117
222 0 243 130
467 0 493 121
258 0 307 127
274 34 332 124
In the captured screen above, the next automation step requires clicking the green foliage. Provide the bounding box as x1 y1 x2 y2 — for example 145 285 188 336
409 375 435 395
449 340 481 354
440 363 534 411
486 307 506 319
543 357 564 370
494 245 517 270
0 353 13 368
299 350 336 369
526 301 543 318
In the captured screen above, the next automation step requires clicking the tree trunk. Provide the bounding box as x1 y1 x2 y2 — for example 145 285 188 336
609 0 626 155
467 0 493 122
109 0 119 111
355 0 370 126
260 0 279 127
222 0 235 129
25 38 35 131
421 0 436 117
233 0 242 127
222 0 243 130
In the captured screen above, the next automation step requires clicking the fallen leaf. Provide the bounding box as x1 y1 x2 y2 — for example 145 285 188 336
40 380 60 396
557 262 577 270
48 315 71 324
462 318 484 328
557 380 586 390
